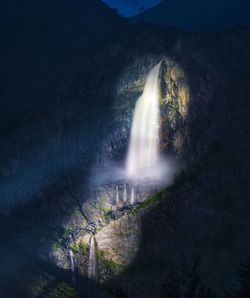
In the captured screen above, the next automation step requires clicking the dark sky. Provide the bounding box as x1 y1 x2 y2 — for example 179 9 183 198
103 0 161 16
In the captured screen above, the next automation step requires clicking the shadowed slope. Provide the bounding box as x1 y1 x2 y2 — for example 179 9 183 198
131 0 250 31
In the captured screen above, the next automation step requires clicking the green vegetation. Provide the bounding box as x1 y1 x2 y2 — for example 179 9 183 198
70 241 89 253
97 250 123 275
100 206 112 213
63 227 73 237
100 206 113 221
70 242 80 253
52 241 63 251
133 170 194 213
134 193 162 212
52 226 75 251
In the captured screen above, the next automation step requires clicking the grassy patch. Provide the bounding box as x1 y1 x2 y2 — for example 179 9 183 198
70 241 89 253
100 206 112 213
97 250 123 275
133 170 193 213
134 193 162 212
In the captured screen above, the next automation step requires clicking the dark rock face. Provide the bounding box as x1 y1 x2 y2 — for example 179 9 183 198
106 29 250 297
44 28 250 297
0 0 250 297
0 0 124 210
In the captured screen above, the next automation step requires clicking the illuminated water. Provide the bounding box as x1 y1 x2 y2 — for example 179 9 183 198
130 187 135 204
88 236 97 279
115 185 119 205
126 62 161 180
69 249 75 284
123 183 127 202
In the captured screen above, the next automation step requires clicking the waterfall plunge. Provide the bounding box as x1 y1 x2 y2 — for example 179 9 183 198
126 62 162 180
123 183 127 202
115 185 119 205
88 236 97 279
130 187 135 204
69 249 76 284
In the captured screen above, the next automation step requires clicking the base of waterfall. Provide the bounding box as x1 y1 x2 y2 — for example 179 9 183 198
90 157 177 185
87 157 179 209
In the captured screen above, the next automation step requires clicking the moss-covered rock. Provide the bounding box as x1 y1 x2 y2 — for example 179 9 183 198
97 249 124 280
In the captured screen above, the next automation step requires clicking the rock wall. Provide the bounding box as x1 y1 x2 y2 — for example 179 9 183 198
0 3 249 295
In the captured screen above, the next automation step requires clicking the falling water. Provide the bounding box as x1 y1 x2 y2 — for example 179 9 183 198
115 185 119 205
126 62 162 180
130 187 135 205
123 183 127 203
88 236 97 279
69 249 76 284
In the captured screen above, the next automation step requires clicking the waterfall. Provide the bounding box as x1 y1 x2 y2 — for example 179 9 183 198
115 185 119 205
126 62 162 180
88 235 97 279
69 249 76 284
123 183 127 203
130 187 135 205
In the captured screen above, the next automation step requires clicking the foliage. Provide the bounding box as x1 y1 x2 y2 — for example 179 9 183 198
52 227 75 251
134 193 162 212
100 206 113 214
70 241 89 253
53 241 63 251
70 242 80 253
63 227 74 237
133 169 195 214
97 250 123 276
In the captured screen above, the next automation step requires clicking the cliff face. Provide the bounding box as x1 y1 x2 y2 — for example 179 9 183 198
0 0 124 210
0 1 250 297
41 54 189 283
44 27 250 297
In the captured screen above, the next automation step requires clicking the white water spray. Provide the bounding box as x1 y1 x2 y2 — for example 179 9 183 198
123 183 127 203
88 236 97 279
126 62 162 180
115 185 119 205
130 187 135 205
69 249 75 284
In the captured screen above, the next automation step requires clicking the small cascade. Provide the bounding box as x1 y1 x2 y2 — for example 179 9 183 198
123 183 127 203
69 249 76 284
88 235 97 279
130 187 135 205
115 185 119 205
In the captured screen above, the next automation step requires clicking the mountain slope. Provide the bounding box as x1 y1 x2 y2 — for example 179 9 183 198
131 0 250 31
